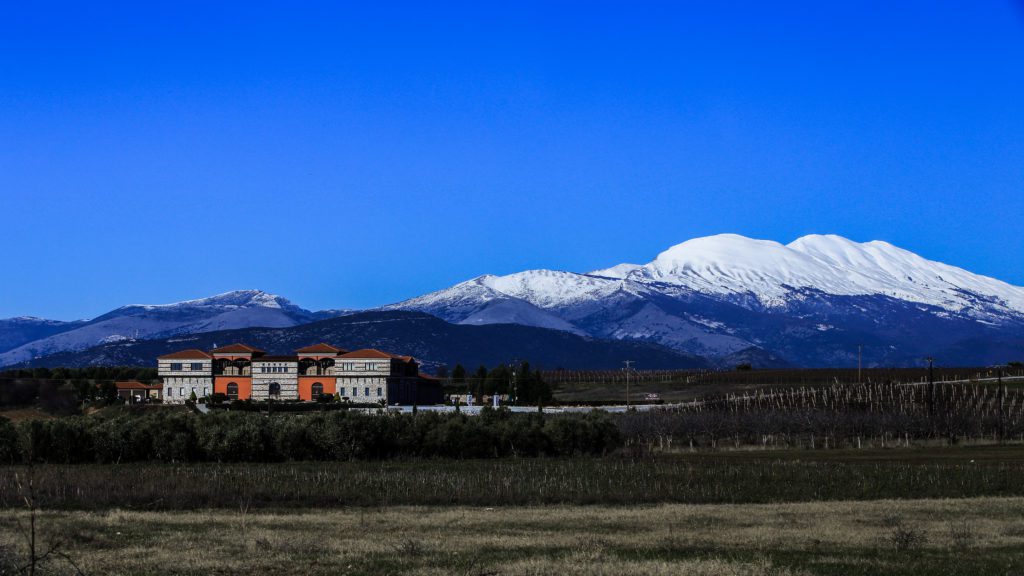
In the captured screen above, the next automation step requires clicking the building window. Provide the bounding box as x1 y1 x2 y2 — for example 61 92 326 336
364 387 370 396
365 363 375 371
269 382 281 397
170 363 183 371
167 388 172 397
203 387 209 396
227 382 239 400
352 387 357 397
376 387 382 397
311 382 323 398
179 387 184 396
190 363 203 371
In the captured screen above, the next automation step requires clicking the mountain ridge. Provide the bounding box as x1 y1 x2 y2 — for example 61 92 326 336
4 234 1024 368
0 290 345 366
385 234 1024 366
8 310 710 372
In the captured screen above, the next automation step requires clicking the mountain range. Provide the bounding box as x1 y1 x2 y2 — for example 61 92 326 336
4 233 1024 369
15 311 707 371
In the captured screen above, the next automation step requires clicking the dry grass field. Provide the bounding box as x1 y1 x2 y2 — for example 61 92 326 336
2 498 1023 575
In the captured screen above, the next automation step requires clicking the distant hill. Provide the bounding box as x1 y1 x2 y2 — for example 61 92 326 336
0 316 86 354
13 310 709 372
0 290 348 367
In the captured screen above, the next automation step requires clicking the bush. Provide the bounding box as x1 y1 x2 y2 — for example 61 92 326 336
0 417 17 464
887 517 929 554
0 409 625 464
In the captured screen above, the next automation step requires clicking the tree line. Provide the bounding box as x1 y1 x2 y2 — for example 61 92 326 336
0 408 621 464
444 361 553 405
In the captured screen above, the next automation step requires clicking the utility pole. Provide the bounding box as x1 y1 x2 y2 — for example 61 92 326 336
998 365 1006 442
858 345 862 384
623 360 634 408
512 360 520 405
926 357 935 434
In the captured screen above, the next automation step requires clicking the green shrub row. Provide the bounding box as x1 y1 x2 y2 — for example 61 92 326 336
0 408 621 464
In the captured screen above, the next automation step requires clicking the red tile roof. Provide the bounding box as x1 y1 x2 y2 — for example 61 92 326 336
212 343 265 354
338 348 393 359
115 381 162 390
338 348 392 359
295 343 345 354
158 349 212 360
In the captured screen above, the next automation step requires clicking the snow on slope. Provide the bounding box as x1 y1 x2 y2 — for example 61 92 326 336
628 234 1024 316
113 289 292 313
587 263 642 279
459 299 586 334
787 234 1024 315
386 233 1024 362
381 274 587 333
398 232 1024 322
635 234 858 304
0 290 311 367
481 270 629 309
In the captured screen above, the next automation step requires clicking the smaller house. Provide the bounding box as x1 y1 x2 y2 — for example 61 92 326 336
115 381 163 404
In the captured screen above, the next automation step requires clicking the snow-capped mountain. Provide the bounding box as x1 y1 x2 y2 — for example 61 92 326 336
0 290 330 367
5 234 1024 369
637 234 1024 318
387 234 1024 367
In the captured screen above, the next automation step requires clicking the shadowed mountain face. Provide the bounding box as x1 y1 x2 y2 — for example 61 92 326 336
11 311 709 372
0 317 86 354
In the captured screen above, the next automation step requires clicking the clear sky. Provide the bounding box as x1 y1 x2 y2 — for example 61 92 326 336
2 2 1023 320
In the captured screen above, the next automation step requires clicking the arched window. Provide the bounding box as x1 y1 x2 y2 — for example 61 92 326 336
269 382 281 397
311 382 323 399
226 382 239 400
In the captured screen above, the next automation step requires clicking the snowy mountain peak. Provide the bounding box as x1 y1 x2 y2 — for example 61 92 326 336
124 289 294 311
618 233 1024 315
635 234 846 304
382 232 1024 367
393 233 1024 320
0 290 317 367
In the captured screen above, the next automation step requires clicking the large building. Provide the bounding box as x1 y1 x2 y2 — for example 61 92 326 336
157 349 214 403
157 343 441 405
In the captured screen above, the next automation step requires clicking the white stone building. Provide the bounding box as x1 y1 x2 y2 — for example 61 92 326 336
251 356 299 400
157 349 213 404
155 342 442 405
335 349 420 404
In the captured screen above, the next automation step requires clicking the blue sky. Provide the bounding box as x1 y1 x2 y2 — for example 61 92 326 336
2 2 1023 319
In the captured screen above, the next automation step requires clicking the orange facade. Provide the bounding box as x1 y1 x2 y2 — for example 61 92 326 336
298 377 336 401
214 377 252 400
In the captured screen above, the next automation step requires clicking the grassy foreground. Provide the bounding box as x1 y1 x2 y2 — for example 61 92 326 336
2 498 1023 575
5 445 1024 510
